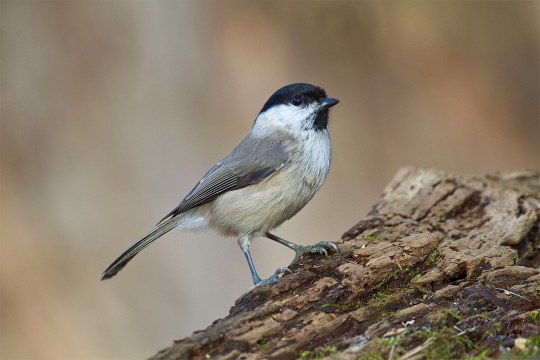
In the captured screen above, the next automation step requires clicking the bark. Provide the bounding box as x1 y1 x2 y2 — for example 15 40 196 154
150 167 540 360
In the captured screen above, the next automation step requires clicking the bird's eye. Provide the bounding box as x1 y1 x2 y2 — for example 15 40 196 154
291 96 303 106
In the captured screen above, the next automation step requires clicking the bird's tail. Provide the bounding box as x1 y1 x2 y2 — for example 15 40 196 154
101 217 179 280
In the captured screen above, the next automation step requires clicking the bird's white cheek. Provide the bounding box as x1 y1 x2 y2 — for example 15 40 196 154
254 104 316 133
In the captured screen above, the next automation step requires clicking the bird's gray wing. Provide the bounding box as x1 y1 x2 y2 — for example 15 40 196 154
156 140 290 225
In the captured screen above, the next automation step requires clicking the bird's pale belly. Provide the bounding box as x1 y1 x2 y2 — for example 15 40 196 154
209 166 323 237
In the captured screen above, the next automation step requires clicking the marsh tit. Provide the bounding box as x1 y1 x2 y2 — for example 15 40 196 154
101 83 339 286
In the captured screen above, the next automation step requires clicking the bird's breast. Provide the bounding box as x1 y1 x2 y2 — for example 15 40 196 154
209 131 331 237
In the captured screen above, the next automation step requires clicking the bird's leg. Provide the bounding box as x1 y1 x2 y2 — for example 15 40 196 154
265 232 338 265
238 236 291 286
242 247 262 285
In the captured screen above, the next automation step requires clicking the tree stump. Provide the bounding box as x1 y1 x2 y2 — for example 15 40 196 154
151 167 540 360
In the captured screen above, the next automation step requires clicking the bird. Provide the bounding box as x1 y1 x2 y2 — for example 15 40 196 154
101 83 339 286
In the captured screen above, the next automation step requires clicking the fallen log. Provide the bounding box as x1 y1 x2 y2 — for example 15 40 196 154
151 167 540 359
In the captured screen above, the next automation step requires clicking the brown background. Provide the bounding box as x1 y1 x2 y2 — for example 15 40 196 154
1 1 538 359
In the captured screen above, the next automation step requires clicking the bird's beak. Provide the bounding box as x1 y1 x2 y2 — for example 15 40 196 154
321 98 340 109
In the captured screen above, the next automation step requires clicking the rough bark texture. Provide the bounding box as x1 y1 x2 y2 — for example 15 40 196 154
151 167 540 360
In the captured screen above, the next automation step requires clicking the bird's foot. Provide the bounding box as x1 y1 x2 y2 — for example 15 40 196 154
255 267 292 287
291 241 338 264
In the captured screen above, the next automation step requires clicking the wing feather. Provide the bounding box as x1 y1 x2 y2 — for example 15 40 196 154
156 139 289 225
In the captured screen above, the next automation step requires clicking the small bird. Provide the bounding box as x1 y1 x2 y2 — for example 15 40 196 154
101 83 339 285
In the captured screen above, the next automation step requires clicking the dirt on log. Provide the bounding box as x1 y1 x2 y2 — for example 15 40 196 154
151 167 540 360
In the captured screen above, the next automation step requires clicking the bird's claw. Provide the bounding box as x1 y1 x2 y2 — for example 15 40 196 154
292 241 338 263
255 267 292 287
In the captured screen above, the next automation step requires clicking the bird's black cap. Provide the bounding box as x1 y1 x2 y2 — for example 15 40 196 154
259 83 329 114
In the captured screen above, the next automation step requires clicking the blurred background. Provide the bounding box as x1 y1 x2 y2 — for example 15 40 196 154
1 1 538 359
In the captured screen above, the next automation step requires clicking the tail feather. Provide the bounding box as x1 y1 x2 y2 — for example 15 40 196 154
101 218 178 280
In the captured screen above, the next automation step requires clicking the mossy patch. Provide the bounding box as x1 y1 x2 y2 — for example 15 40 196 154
424 249 439 266
363 234 380 242
299 345 338 359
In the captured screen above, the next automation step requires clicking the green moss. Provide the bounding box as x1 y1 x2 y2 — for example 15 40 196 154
378 330 410 347
443 309 461 322
515 335 540 359
357 353 384 360
363 234 380 242
378 336 399 347
321 301 359 312
415 327 476 360
365 292 391 320
409 273 421 284
375 329 410 360
255 339 268 350
530 310 540 325
424 249 439 266
375 265 422 292
468 347 496 360
299 346 338 359
372 290 389 300
375 268 403 290
528 335 540 347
